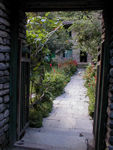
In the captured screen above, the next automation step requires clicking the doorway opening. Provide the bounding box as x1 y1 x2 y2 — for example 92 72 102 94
80 51 87 62
14 10 103 150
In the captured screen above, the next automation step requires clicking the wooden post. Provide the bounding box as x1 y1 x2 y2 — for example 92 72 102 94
9 9 19 146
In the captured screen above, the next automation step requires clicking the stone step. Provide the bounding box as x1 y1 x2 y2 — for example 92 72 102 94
24 127 93 138
77 63 88 68
12 128 94 150
12 69 95 150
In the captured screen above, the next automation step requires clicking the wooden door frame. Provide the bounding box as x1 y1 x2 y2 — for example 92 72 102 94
9 9 19 146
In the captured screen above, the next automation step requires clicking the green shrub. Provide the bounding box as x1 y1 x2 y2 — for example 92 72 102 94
41 101 53 117
84 64 97 118
87 87 95 117
58 60 77 76
43 70 68 97
29 61 77 128
29 108 43 128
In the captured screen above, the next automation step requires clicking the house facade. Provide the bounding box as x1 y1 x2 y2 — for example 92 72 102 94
53 21 92 65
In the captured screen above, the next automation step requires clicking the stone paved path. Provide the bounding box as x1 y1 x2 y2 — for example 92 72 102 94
15 69 93 150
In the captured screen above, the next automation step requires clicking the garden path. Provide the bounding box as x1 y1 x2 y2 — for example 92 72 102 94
15 69 93 150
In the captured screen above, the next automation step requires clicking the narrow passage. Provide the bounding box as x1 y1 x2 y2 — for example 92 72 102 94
16 69 93 150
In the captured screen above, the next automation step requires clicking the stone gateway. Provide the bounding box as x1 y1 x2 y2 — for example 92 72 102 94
0 0 112 150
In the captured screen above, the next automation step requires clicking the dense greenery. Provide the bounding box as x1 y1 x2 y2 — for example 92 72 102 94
84 64 97 117
26 12 75 127
27 11 101 126
26 12 72 73
29 61 77 127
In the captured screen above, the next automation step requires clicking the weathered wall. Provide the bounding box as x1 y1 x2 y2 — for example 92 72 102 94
0 1 27 149
104 10 113 150
0 2 10 149
9 6 27 149
54 29 92 64
71 30 92 63
0 1 111 150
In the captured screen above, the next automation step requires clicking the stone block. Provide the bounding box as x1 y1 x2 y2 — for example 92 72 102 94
109 120 113 129
0 63 7 71
0 113 3 121
4 70 9 76
110 69 113 77
110 104 113 110
0 89 9 96
5 53 10 61
3 83 9 89
3 124 8 132
0 17 10 27
4 95 9 103
0 76 9 84
0 104 5 113
5 63 9 68
0 84 3 89
110 112 113 119
0 53 5 61
0 46 10 53
0 24 6 31
0 3 6 11
0 119 4 128
0 9 8 18
2 38 10 45
4 109 9 118
0 71 3 77
3 117 9 124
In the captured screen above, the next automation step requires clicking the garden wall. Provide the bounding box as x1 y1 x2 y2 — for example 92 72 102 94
0 1 27 149
0 2 10 149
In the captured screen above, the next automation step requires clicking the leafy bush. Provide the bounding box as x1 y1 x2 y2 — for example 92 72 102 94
29 60 77 128
43 70 69 97
84 64 97 118
29 99 53 128
29 109 43 128
58 60 77 76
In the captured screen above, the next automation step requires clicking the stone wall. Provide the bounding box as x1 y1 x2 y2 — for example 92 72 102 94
0 2 26 149
95 9 113 150
0 2 10 149
0 2 112 150
104 10 113 150
71 30 92 63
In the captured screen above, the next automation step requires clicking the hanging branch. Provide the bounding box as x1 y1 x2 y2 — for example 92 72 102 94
35 23 63 56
